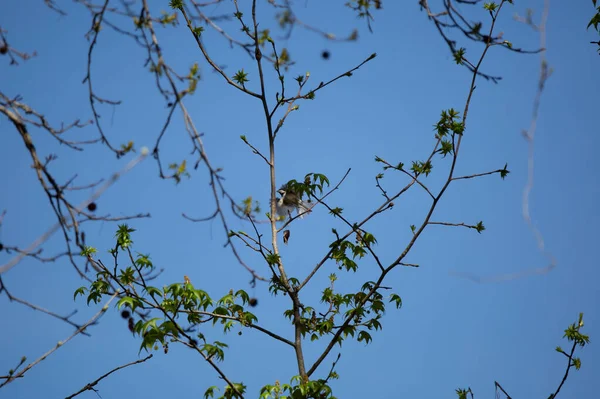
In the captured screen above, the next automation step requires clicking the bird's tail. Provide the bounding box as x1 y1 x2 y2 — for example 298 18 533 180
297 200 312 218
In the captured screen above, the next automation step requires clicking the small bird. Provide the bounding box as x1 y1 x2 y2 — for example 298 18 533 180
275 184 311 219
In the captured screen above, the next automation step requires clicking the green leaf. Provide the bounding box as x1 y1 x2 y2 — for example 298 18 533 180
389 293 402 309
233 69 249 85
168 160 190 184
204 386 218 399
115 224 135 249
439 140 453 157
169 0 183 9
135 253 153 269
329 207 343 217
73 287 87 301
80 246 97 257
453 48 466 64
456 388 468 399
160 320 179 336
483 2 498 12
451 121 465 135
193 26 205 36
588 9 600 31
475 221 485 233
500 163 510 179
146 286 162 298
357 330 372 344
117 296 138 312
266 253 281 266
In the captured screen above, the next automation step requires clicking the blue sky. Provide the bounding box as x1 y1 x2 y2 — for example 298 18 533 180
1 1 598 398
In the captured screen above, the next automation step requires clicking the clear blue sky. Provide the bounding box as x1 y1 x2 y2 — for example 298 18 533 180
1 1 598 398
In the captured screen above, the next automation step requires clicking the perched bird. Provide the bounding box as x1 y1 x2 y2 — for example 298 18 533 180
275 184 311 219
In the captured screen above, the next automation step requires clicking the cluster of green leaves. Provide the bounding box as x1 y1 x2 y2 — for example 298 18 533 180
267 174 330 222
259 374 338 399
75 225 258 358
483 1 514 14
435 108 463 154
169 0 183 10
116 224 136 249
187 62 201 94
240 195 261 217
257 29 272 47
453 47 466 65
159 10 178 27
274 48 291 70
374 108 465 183
483 2 500 13
434 108 465 139
328 228 376 272
281 274 401 346
410 160 433 177
205 382 247 399
455 387 474 399
233 69 250 87
500 163 510 180
168 159 190 183
554 313 590 372
267 273 295 296
120 140 135 155
285 173 330 200
193 26 205 37
474 221 485 233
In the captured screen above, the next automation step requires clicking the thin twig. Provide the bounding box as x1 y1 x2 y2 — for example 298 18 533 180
0 292 119 388
0 151 149 275
65 354 153 398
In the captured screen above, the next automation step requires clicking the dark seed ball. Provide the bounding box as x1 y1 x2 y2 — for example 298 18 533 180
128 317 135 332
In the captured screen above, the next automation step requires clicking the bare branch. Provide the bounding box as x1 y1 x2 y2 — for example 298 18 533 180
0 150 149 275
0 276 93 336
0 292 119 388
65 354 153 399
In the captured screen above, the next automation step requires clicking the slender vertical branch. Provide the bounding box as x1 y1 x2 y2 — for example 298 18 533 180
307 1 510 377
